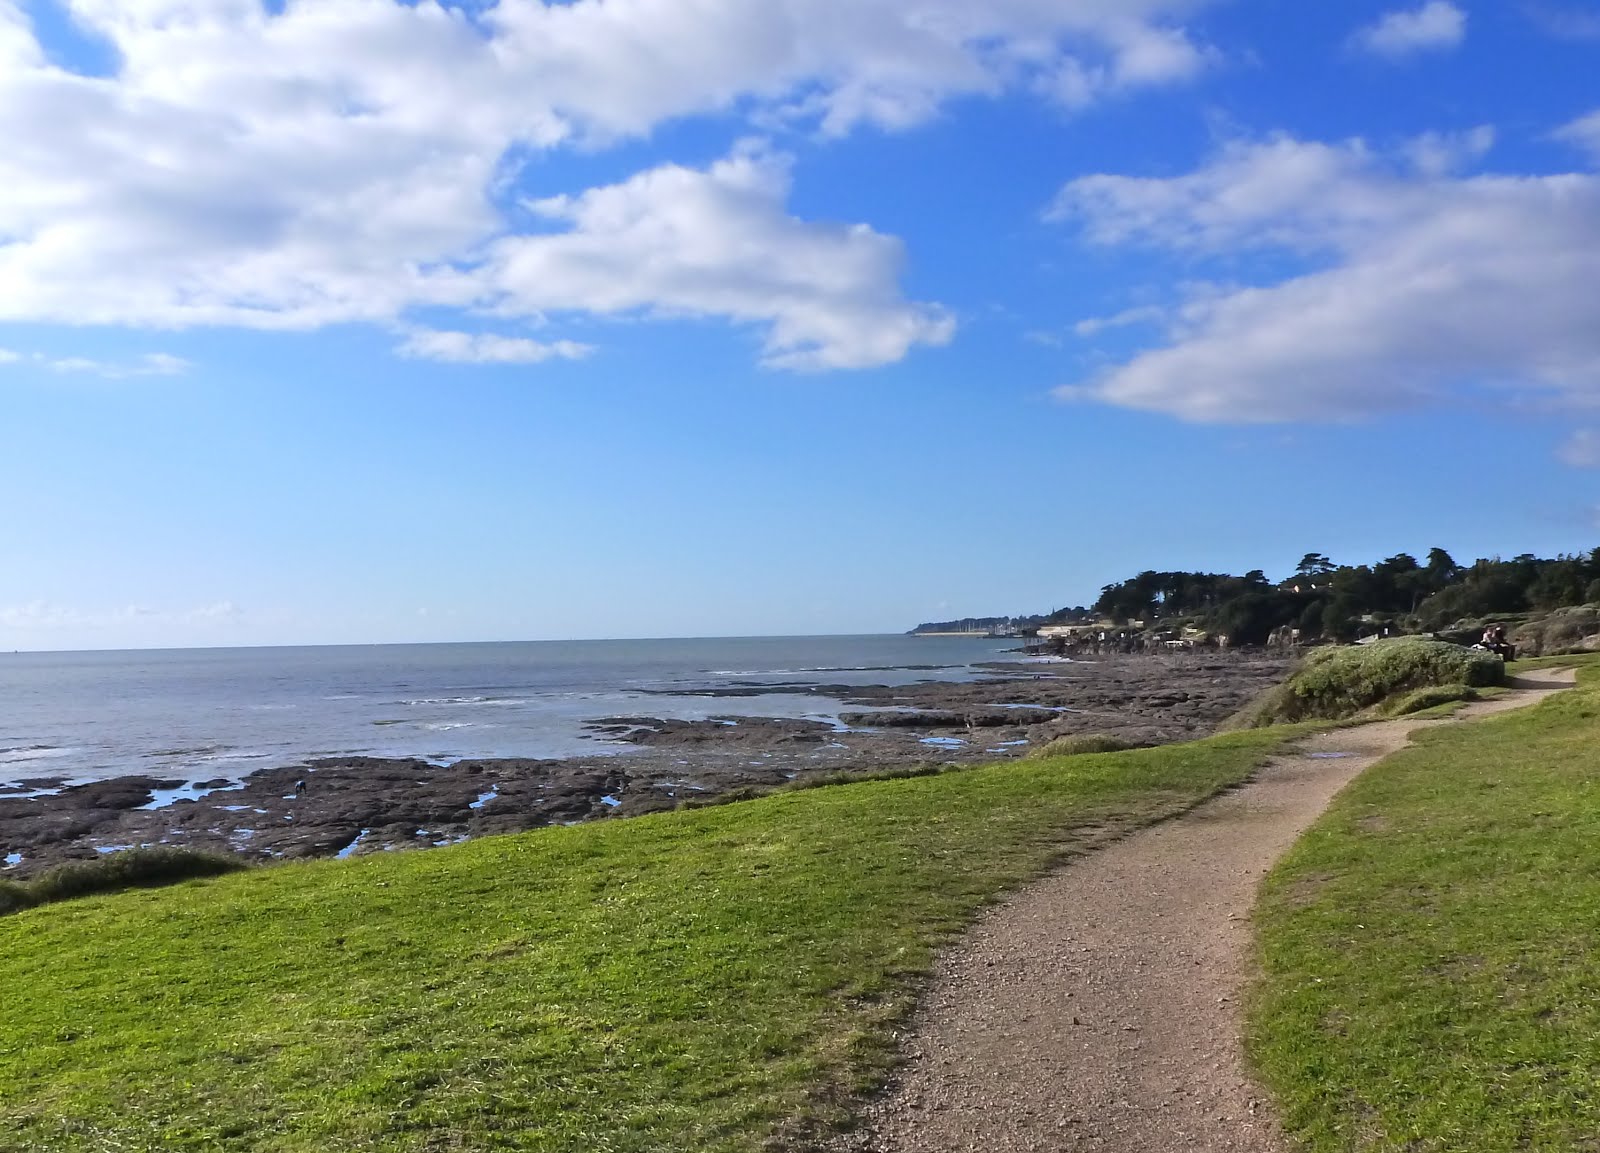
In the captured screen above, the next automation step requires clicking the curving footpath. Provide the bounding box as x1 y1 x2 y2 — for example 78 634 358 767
848 669 1577 1153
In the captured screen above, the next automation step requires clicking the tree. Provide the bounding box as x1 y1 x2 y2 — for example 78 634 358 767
1294 553 1337 581
1529 557 1587 610
1373 553 1423 613
1094 572 1160 624
1322 599 1359 643
1424 547 1459 592
1211 590 1300 647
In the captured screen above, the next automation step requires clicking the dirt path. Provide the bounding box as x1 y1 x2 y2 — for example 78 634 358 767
848 669 1577 1153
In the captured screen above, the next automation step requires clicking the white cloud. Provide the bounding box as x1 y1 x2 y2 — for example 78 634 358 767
1035 20 1212 111
140 353 191 375
1555 108 1600 165
1527 3 1600 41
1353 1 1467 58
0 347 20 363
398 328 593 365
43 352 191 378
1404 125 1496 177
1073 305 1166 337
1050 133 1600 423
0 0 1214 370
488 145 954 369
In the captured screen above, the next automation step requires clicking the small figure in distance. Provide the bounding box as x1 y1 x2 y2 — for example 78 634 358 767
1479 623 1516 661
294 779 307 797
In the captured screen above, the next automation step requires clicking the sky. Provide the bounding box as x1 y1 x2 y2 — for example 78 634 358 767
3 0 1600 650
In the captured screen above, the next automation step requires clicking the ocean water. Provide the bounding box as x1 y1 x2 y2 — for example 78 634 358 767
0 635 1017 788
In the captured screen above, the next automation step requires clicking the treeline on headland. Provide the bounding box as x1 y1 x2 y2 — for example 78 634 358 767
906 615 1048 636
915 548 1600 648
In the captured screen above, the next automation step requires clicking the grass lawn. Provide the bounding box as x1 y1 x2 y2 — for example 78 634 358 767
0 728 1289 1152
1249 656 1600 1151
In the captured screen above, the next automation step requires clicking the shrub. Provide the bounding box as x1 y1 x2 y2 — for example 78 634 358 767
6 848 251 915
1027 732 1143 759
0 881 37 917
1243 638 1503 726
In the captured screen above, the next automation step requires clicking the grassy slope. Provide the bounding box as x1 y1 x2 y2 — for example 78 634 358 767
1250 657 1600 1151
0 729 1288 1153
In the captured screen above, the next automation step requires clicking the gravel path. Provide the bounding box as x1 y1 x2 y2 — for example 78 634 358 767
847 669 1577 1153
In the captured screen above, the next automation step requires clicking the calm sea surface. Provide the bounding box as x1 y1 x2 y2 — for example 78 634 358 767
0 635 1018 787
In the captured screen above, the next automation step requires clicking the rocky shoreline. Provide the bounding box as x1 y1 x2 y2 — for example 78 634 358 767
0 652 1293 877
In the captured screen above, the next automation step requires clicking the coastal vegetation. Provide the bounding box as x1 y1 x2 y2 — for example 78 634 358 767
1025 732 1144 758
0 728 1290 1152
1231 637 1505 726
1083 547 1600 644
0 847 249 916
906 614 1045 636
915 547 1600 650
1249 657 1600 1149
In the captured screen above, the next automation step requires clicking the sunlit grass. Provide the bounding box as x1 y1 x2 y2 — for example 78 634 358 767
0 729 1288 1152
1250 656 1600 1151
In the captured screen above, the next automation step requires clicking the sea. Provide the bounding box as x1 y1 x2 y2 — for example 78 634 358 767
0 635 1022 789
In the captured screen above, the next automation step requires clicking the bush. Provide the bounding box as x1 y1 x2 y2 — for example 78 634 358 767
1027 732 1143 759
4 848 251 916
0 880 37 917
1242 638 1504 726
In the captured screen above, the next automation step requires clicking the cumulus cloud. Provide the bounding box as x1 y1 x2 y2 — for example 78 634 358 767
398 329 593 365
487 146 954 369
1050 132 1600 423
1035 20 1213 111
1353 1 1467 58
0 0 1215 369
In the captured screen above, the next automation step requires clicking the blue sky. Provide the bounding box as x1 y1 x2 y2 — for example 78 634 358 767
3 0 1599 649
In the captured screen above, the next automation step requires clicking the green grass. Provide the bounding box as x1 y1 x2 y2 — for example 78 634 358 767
1509 653 1600 674
1249 659 1600 1151
1239 638 1504 727
0 729 1289 1152
1375 684 1480 718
